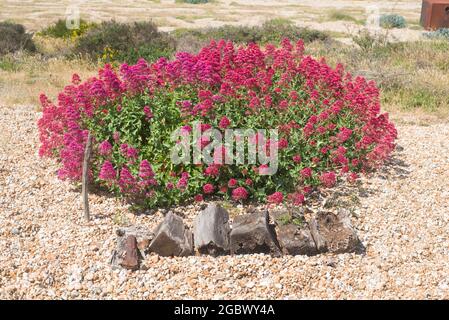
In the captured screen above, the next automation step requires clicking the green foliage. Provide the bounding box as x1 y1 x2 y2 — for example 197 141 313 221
37 19 95 39
0 22 36 55
0 56 21 71
425 28 449 40
328 10 357 22
173 19 329 48
258 18 328 43
180 0 209 3
74 20 176 64
379 14 407 29
352 29 388 52
277 213 305 227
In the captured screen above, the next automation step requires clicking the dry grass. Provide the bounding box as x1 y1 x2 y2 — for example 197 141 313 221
0 53 96 107
305 39 449 118
0 0 447 118
2 36 449 119
0 0 421 32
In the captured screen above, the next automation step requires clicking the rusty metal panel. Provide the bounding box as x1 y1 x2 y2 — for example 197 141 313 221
421 0 449 30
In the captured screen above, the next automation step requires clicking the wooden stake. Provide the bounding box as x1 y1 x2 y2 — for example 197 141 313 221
82 132 93 222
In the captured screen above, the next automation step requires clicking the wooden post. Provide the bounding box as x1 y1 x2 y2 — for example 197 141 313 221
82 132 93 222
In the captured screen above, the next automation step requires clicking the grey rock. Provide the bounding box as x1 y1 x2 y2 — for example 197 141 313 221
276 224 318 256
230 210 281 256
148 212 193 256
270 208 317 256
193 203 230 255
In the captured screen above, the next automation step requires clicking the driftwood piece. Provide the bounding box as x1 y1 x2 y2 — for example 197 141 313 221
81 132 93 222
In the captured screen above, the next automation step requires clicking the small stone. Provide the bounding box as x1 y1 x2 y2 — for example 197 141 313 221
309 217 328 253
119 235 140 270
111 234 141 271
116 225 154 257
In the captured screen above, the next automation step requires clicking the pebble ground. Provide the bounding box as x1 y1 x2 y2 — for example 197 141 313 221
1 105 448 299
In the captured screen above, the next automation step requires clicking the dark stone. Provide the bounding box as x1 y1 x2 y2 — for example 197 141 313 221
193 203 230 255
230 210 281 256
110 235 140 271
116 225 154 257
120 235 140 270
276 224 318 256
148 212 193 257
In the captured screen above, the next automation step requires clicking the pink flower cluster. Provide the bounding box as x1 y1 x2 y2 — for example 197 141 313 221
38 38 397 208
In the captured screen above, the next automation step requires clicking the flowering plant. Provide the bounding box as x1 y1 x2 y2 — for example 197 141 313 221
38 39 397 208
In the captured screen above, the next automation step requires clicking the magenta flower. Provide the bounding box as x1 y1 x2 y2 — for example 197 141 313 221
203 183 215 194
228 178 238 188
176 174 189 190
119 167 137 193
232 187 248 201
166 182 174 190
71 73 81 85
138 160 154 178
143 105 153 120
267 191 283 204
292 155 301 163
278 138 288 150
337 127 352 143
319 171 336 188
98 140 112 156
112 131 120 142
300 167 312 179
99 160 116 181
126 146 138 159
219 116 231 129
204 165 219 177
194 194 204 202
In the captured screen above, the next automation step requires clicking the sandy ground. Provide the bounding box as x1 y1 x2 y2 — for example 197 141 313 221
0 104 448 299
0 0 425 41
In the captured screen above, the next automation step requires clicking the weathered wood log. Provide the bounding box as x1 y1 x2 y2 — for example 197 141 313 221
309 210 364 254
81 132 92 222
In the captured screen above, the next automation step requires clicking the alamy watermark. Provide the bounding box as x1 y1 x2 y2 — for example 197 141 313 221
170 122 279 175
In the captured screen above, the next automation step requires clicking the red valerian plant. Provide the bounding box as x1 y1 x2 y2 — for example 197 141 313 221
38 39 397 208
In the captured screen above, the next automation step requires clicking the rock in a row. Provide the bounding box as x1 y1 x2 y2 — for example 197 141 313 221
230 210 281 256
148 211 193 257
193 203 231 255
276 225 318 256
310 210 364 254
111 203 364 270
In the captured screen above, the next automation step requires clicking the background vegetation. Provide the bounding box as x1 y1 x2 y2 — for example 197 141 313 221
0 18 448 118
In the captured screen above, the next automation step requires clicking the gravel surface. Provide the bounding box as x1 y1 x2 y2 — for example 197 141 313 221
0 105 448 299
